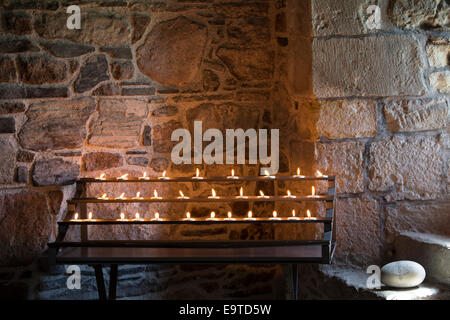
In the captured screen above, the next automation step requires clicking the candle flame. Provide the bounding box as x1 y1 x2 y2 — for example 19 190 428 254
240 187 243 196
273 211 277 218
162 171 166 177
287 190 291 196
297 168 300 175
211 189 216 197
316 170 323 177
74 212 79 220
210 211 215 219
155 212 159 219
120 212 125 220
231 169 235 176
136 192 140 198
154 190 158 197
311 186 315 196
186 212 191 219
196 168 200 177
119 173 128 180
135 212 140 220
97 173 106 180
259 190 264 197
248 211 252 218
142 172 147 178
119 192 125 199
228 211 232 218
292 209 296 217
101 193 107 199
264 169 269 176
88 212 93 220
307 210 311 218
179 190 184 197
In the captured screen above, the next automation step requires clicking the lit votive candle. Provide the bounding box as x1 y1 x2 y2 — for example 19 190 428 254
178 190 189 199
115 192 127 200
118 173 128 180
87 211 94 220
258 190 269 199
293 167 305 178
208 188 220 199
307 186 319 198
134 212 143 221
132 192 143 200
151 190 162 199
158 171 170 180
72 212 80 221
97 193 109 200
227 169 239 179
96 173 106 180
263 169 275 179
183 212 195 221
288 209 300 220
236 187 248 199
315 170 328 178
224 211 235 221
151 212 162 221
207 211 218 221
119 212 126 221
283 190 296 198
305 209 316 220
270 210 281 220
139 172 150 180
192 168 203 180
245 211 256 221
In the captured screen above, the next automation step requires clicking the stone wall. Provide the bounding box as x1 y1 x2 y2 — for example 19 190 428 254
287 0 449 270
0 0 448 300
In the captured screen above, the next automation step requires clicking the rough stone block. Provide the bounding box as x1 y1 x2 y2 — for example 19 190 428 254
1 11 32 35
0 117 15 133
384 201 450 243
369 135 443 200
19 97 95 151
384 99 448 132
0 135 17 184
0 57 16 82
40 40 94 58
316 100 377 138
426 39 450 68
32 158 79 186
430 71 449 93
73 54 109 93
82 152 123 171
313 35 425 97
0 102 25 114
316 141 365 193
388 0 449 30
16 54 67 85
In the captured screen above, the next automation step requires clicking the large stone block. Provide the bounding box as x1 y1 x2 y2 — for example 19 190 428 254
312 35 425 97
88 98 148 149
73 54 110 93
430 71 449 94
312 0 390 36
334 196 382 267
136 16 207 87
0 189 62 266
32 158 79 186
388 0 449 30
384 201 450 243
0 57 16 82
383 99 448 132
0 117 15 133
16 54 66 85
40 40 95 58
34 10 129 46
0 102 25 114
316 141 365 193
217 47 274 81
426 38 450 68
152 120 184 153
82 152 123 171
369 135 443 200
316 100 377 138
0 136 17 184
19 97 95 151
1 11 32 35
0 36 39 53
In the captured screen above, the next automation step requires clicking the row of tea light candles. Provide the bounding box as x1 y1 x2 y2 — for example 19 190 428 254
97 186 321 200
95 168 328 181
72 209 317 222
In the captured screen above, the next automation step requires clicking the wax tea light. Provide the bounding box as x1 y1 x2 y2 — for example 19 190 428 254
192 168 203 180
96 173 106 180
115 192 127 200
158 171 170 180
307 186 319 198
72 212 80 221
207 211 218 221
293 168 305 178
132 192 143 199
178 191 189 199
139 172 150 180
152 212 162 221
288 209 300 220
97 193 109 200
224 211 235 221
270 210 281 220
245 211 256 221
227 169 238 179
283 190 296 198
208 189 219 199
263 169 275 179
151 190 162 199
183 212 195 221
305 209 316 220
134 212 143 221
236 187 248 199
258 190 269 199
118 173 128 180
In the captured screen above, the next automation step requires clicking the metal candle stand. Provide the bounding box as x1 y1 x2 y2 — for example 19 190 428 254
48 174 337 300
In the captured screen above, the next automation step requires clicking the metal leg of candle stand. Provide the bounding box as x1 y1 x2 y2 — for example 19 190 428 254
94 265 107 300
108 264 118 300
291 264 298 300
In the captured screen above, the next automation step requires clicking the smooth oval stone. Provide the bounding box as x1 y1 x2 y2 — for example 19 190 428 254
381 261 426 288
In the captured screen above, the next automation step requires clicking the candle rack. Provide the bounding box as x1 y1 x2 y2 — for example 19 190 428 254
47 173 337 300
